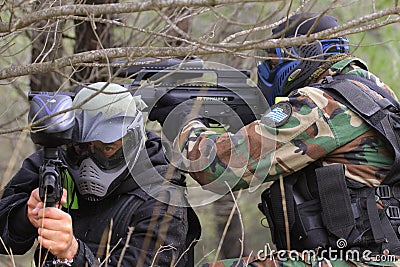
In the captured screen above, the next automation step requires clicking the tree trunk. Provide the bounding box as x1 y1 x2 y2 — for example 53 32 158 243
29 2 65 92
73 0 116 83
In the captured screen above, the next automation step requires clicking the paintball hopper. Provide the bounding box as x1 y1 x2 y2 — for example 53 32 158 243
28 92 75 147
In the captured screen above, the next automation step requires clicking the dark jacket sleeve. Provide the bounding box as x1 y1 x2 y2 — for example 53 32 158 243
0 151 42 255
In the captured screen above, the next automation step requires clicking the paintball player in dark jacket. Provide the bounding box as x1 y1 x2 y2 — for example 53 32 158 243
149 13 400 265
0 82 200 266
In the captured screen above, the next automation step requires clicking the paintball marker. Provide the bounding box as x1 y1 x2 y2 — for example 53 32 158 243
116 57 269 131
28 92 75 207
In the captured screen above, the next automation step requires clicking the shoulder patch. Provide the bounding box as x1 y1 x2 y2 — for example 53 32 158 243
261 102 292 127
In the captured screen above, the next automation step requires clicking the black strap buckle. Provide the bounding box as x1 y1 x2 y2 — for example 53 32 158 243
322 76 334 84
386 206 400 220
376 185 391 199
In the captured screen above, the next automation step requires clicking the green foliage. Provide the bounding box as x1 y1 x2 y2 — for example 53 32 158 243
351 26 400 95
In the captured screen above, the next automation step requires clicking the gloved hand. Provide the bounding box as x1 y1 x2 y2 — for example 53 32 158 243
148 93 181 126
148 94 193 141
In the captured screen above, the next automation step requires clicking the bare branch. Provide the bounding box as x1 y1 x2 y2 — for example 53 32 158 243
1 7 399 81
0 0 273 33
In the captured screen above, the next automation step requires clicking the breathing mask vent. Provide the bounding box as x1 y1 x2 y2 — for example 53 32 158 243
74 157 127 201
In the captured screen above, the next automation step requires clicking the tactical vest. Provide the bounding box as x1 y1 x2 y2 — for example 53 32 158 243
258 74 400 255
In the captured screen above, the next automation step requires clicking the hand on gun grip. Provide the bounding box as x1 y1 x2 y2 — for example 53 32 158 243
148 94 193 141
148 93 182 126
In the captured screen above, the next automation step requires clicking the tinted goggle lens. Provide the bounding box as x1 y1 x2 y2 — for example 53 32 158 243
320 37 350 54
63 143 125 170
256 47 294 70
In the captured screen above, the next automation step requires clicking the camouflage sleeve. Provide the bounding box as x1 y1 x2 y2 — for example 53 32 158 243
177 86 371 191
331 58 398 100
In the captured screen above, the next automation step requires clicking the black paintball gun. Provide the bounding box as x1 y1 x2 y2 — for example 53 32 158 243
116 57 269 131
28 92 75 207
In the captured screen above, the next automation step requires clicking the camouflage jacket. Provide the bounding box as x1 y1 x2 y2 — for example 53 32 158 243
177 57 397 191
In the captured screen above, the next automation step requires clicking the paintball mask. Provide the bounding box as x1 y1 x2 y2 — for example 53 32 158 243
257 13 350 106
63 82 146 201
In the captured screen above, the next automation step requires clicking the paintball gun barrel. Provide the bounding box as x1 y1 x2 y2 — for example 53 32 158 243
117 57 269 131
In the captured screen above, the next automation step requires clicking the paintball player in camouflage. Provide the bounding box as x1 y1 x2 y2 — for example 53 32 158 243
149 12 400 266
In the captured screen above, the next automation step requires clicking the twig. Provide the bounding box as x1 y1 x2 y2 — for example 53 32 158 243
151 244 176 267
0 0 270 33
117 227 134 267
0 7 399 81
211 187 243 266
229 188 245 267
0 128 28 193
39 19 62 63
194 248 215 267
0 236 16 267
174 238 200 267
279 175 290 250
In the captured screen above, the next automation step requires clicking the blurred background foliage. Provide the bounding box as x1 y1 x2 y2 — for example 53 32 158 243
0 0 399 266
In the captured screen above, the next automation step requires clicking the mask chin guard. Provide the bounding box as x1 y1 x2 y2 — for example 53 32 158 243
75 157 127 201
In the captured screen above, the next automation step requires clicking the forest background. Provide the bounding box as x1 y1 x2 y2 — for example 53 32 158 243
0 0 399 266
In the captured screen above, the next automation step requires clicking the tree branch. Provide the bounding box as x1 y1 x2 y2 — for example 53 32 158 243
1 9 399 81
0 0 272 33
